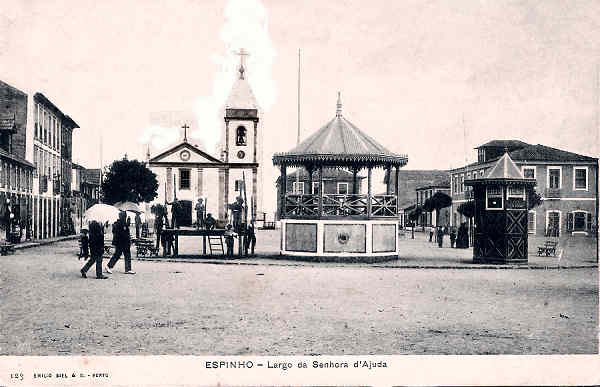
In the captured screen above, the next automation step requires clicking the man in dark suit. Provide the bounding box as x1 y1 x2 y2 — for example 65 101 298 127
80 221 108 279
105 211 135 274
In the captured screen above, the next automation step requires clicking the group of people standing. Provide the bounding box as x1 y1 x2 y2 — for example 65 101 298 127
428 222 470 249
79 211 135 279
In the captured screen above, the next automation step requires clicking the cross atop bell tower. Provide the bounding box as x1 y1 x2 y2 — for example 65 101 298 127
235 48 250 79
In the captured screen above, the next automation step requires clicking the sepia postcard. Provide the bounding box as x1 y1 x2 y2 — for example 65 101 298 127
0 0 598 386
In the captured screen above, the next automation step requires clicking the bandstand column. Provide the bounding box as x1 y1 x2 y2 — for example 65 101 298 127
352 166 358 194
367 166 372 218
386 165 391 195
307 165 314 194
318 166 324 217
279 165 287 218
395 165 400 216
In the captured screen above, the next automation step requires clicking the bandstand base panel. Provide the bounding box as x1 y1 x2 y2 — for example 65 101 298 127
280 219 399 262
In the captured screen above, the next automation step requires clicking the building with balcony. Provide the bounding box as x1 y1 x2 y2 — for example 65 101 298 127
29 92 79 239
0 81 35 242
449 140 598 237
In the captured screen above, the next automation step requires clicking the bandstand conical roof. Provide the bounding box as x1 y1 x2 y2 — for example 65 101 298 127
273 93 408 168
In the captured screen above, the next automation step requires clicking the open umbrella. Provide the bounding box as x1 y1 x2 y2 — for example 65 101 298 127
83 203 121 224
114 201 142 213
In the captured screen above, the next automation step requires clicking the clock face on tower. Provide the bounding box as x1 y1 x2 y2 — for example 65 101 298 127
180 150 191 161
237 150 245 159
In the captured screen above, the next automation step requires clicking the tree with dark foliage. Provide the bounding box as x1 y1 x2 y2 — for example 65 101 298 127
101 159 159 205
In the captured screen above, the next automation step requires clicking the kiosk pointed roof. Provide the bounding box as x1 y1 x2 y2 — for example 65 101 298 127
485 151 524 179
273 93 408 167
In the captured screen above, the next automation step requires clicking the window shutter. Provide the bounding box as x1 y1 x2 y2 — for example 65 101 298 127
587 213 592 231
567 212 574 231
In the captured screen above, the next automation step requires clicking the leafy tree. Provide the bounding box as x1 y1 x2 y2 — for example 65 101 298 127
101 158 159 205
457 200 476 219
408 206 422 222
424 192 452 226
527 187 543 210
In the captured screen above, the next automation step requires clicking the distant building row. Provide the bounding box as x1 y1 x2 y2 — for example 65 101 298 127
389 140 597 237
0 80 100 242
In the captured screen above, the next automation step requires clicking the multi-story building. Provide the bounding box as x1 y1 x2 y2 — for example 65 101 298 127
450 140 598 237
415 180 450 228
0 81 35 241
384 169 448 226
0 80 81 241
71 164 101 232
29 92 79 239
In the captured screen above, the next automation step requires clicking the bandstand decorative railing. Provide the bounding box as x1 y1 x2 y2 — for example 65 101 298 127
283 193 398 219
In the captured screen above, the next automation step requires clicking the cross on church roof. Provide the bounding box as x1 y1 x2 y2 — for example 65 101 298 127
235 48 250 79
182 123 189 142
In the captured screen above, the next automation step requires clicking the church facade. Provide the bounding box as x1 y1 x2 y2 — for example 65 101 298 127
146 59 263 226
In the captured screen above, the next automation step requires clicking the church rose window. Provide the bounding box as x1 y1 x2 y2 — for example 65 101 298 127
236 126 247 146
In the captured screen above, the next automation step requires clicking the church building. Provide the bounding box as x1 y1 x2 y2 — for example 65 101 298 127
146 54 263 226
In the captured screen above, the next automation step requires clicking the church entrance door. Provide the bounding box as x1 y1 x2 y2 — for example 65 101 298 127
179 200 193 227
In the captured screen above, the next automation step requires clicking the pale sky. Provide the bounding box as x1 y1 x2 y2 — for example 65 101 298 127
2 0 599 214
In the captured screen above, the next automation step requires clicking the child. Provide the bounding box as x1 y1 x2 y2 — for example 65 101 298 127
79 228 89 260
224 224 237 257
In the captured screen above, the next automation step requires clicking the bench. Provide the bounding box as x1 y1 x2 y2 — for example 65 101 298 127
538 240 558 257
0 242 15 255
134 238 159 257
262 221 276 230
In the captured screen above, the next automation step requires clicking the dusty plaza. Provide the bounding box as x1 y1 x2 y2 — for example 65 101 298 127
1 230 597 356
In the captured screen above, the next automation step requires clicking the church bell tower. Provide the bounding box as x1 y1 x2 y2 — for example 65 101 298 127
219 48 263 221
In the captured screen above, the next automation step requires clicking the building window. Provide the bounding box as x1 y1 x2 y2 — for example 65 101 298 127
573 167 588 191
522 166 535 179
292 181 304 194
312 182 320 194
568 211 589 232
179 169 191 190
528 210 536 234
547 167 561 189
337 182 349 195
236 126 247 146
480 170 484 178
486 186 503 210
546 211 560 237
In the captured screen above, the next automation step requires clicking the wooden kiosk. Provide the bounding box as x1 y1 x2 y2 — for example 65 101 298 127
464 151 536 264
272 93 408 261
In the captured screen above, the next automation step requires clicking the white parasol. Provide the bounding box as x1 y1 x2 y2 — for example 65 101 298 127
114 201 142 213
83 203 121 224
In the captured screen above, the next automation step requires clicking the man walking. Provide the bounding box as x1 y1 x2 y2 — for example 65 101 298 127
105 211 135 275
80 221 108 279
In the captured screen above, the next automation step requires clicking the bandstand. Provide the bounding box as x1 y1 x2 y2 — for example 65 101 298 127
272 93 408 261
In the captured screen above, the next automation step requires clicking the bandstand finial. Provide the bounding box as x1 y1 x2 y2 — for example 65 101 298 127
336 91 342 117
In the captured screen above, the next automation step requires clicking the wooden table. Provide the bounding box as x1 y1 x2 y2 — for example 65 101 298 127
161 228 247 258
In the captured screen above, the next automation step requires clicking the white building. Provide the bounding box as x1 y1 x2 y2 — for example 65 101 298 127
147 58 264 226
